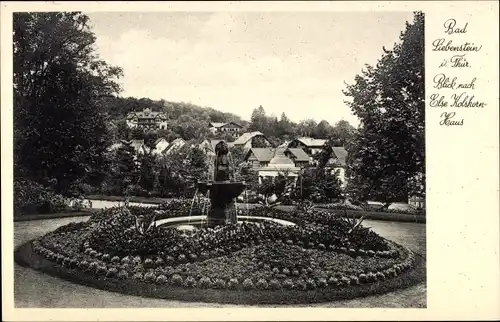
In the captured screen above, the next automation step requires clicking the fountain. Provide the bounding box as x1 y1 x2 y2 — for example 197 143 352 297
196 141 246 227
154 140 296 230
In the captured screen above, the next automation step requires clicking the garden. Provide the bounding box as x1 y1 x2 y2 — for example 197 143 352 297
15 200 425 305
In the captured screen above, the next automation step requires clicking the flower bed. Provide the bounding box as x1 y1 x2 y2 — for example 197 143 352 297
15 205 425 304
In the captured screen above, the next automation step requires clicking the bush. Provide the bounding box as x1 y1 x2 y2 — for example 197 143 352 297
14 179 70 214
124 184 148 198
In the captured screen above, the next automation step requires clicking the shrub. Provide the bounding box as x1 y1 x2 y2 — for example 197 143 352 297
316 278 328 288
283 279 294 289
118 270 129 280
183 276 196 288
227 278 239 289
132 272 143 280
199 277 212 289
242 278 254 290
106 267 118 278
155 275 168 285
213 278 226 289
14 179 69 214
349 275 359 285
171 274 183 286
269 279 281 290
144 271 156 283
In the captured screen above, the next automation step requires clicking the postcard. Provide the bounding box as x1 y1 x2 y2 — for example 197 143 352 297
1 1 498 321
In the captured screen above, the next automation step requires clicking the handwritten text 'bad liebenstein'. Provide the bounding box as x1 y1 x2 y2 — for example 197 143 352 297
431 18 486 127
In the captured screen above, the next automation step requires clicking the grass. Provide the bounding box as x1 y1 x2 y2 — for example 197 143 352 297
14 208 97 222
85 194 170 204
15 240 426 305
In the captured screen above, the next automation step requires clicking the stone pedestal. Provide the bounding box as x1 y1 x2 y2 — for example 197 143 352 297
197 181 246 227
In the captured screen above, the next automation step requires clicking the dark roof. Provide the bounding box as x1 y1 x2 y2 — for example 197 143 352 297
245 147 310 163
209 121 242 129
286 148 310 162
327 147 348 166
127 108 167 120
245 148 275 162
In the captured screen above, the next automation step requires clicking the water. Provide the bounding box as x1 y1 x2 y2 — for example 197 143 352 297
201 190 210 227
188 187 199 224
227 151 236 181
244 189 249 214
207 154 215 181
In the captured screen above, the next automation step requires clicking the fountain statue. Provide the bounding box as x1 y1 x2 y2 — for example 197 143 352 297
196 141 246 227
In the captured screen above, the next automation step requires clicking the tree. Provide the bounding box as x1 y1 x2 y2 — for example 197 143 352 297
229 145 246 168
109 141 139 194
252 136 270 148
13 12 122 193
343 12 425 205
330 120 356 146
249 105 268 133
277 112 293 137
137 151 157 192
315 120 333 139
297 119 318 137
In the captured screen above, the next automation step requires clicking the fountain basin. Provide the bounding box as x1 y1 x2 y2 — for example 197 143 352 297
196 180 246 227
155 215 296 231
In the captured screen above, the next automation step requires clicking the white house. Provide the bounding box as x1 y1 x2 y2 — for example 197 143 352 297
162 138 187 155
288 137 327 156
126 108 168 130
208 122 243 137
152 138 169 155
233 131 271 150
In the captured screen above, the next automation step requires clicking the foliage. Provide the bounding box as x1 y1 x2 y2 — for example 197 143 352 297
14 179 91 214
292 168 343 203
13 12 122 193
343 12 425 204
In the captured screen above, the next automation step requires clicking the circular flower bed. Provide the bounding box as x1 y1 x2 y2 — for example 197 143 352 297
15 205 425 304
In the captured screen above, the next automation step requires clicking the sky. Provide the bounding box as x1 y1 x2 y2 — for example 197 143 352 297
86 11 415 126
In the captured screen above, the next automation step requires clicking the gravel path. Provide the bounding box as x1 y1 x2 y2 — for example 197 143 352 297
14 216 426 308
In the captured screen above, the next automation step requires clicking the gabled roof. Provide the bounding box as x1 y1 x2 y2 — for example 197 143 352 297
245 148 275 162
127 108 167 120
244 147 310 164
269 154 294 166
162 138 186 154
327 146 348 166
233 131 266 145
209 121 242 129
154 137 168 146
286 148 310 162
295 137 327 147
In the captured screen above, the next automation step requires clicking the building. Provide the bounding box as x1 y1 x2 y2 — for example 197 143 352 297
107 139 149 157
151 138 170 155
244 147 310 168
288 137 327 156
126 108 168 130
162 138 187 155
243 147 311 183
233 131 271 150
323 146 348 187
208 122 243 137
